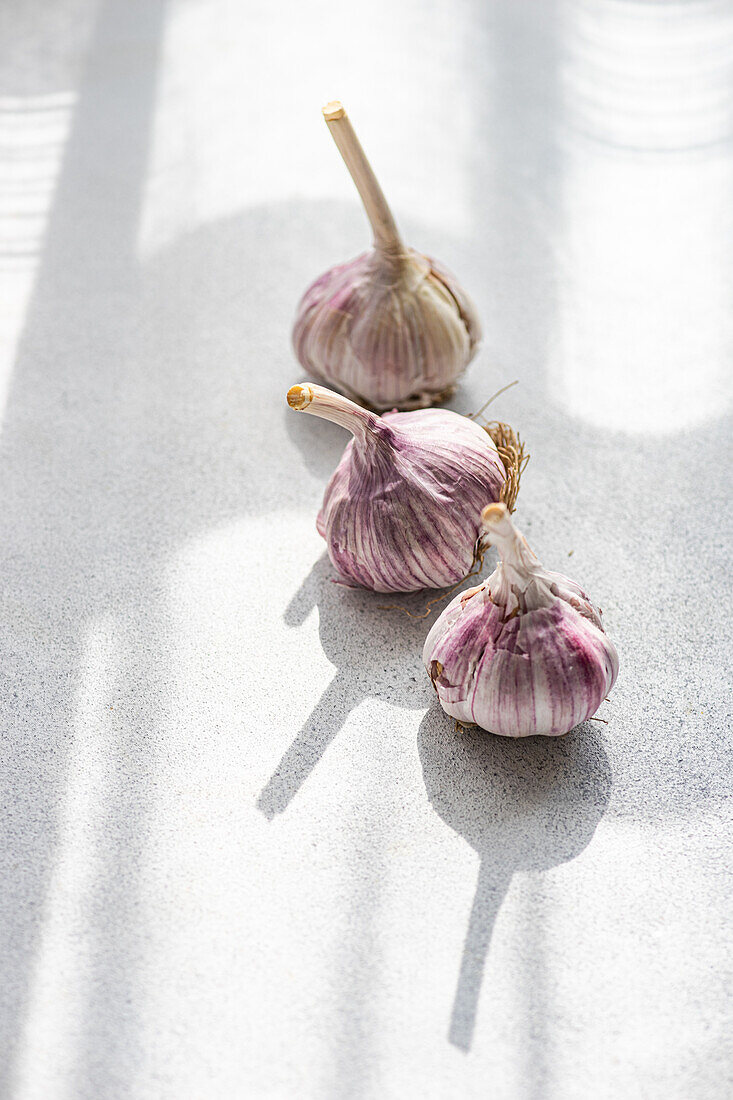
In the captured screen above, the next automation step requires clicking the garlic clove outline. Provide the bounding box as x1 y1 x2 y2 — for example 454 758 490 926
423 503 619 737
287 383 523 594
292 102 481 411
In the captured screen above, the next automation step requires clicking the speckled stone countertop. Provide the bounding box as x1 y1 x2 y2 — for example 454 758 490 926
1 1 731 1097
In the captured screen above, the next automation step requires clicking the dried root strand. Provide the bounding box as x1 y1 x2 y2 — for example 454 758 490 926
485 420 529 513
466 382 529 513
359 383 457 413
466 379 518 422
455 718 478 732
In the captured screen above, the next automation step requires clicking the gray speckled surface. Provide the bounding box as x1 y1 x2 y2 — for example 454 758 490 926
0 0 731 1097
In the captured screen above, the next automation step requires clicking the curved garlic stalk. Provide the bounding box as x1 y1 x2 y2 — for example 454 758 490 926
424 504 619 736
288 383 522 594
292 102 481 411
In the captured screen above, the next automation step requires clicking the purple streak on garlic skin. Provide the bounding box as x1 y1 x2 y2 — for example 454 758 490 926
292 103 481 411
423 504 619 737
287 383 506 593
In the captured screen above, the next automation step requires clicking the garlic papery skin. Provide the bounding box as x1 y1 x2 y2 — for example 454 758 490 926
423 504 619 737
287 383 510 593
292 102 481 411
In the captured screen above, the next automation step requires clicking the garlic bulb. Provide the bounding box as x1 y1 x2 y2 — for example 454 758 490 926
424 504 618 736
288 382 523 594
292 102 481 411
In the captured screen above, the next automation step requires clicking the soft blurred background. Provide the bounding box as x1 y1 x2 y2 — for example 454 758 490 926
0 1 731 1097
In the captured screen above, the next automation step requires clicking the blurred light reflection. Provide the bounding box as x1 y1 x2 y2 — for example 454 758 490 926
0 93 74 421
137 0 474 258
12 620 116 1097
550 0 733 434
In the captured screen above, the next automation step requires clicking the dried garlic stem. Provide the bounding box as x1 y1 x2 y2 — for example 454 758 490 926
287 382 380 440
480 502 537 572
323 100 404 260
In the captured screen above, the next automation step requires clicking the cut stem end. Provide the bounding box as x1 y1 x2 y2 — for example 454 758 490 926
287 384 314 411
323 101 345 121
482 502 508 527
285 382 380 438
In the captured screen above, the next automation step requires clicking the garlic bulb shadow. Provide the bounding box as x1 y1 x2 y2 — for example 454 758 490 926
257 555 432 818
418 704 611 1051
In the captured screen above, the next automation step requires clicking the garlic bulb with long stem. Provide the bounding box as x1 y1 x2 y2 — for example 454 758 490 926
288 383 525 594
292 102 481 411
424 503 618 736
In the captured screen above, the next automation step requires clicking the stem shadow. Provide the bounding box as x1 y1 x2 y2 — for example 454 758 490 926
258 554 432 816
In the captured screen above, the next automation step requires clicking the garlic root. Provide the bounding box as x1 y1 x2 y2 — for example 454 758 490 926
484 422 528 513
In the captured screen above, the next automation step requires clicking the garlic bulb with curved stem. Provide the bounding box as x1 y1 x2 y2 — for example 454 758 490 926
292 102 481 411
424 503 618 736
288 383 524 594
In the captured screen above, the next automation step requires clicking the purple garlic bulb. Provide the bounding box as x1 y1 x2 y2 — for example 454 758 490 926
287 383 517 593
424 503 619 737
292 102 481 411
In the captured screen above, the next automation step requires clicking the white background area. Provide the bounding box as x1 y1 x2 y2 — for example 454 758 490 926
0 1 731 1097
